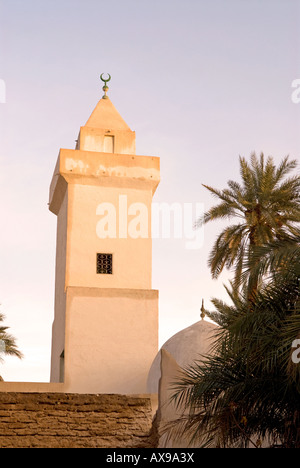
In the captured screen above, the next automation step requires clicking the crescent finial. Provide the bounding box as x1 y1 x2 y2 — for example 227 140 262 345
100 73 111 99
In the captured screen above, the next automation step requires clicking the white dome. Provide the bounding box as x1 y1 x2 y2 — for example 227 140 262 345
147 319 218 393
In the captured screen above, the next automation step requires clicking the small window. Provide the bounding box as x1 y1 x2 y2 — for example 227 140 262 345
103 135 114 153
97 253 113 274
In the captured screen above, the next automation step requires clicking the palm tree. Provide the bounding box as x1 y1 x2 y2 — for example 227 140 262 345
166 236 300 448
0 312 23 380
242 232 300 382
198 153 300 302
163 155 300 447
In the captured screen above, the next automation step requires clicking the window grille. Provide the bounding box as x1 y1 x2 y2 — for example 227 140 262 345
97 253 113 274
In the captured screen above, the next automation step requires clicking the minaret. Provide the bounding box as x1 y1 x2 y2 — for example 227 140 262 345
49 76 160 394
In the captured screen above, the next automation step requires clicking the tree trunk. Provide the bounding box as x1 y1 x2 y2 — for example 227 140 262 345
247 229 259 309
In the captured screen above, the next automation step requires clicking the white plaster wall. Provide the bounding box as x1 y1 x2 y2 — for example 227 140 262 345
66 183 153 290
50 189 68 382
64 288 159 394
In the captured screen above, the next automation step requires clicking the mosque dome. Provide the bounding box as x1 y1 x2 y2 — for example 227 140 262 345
147 319 218 393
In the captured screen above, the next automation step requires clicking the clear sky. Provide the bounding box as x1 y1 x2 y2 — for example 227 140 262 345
0 0 299 381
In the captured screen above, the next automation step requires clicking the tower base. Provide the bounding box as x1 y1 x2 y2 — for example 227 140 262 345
51 287 159 394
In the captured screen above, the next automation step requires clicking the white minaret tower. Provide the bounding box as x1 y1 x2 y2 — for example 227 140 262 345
49 75 160 394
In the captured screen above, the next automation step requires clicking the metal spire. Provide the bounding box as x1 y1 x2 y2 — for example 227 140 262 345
100 73 111 99
200 299 206 320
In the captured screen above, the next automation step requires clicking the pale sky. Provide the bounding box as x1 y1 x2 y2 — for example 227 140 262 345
0 0 299 381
